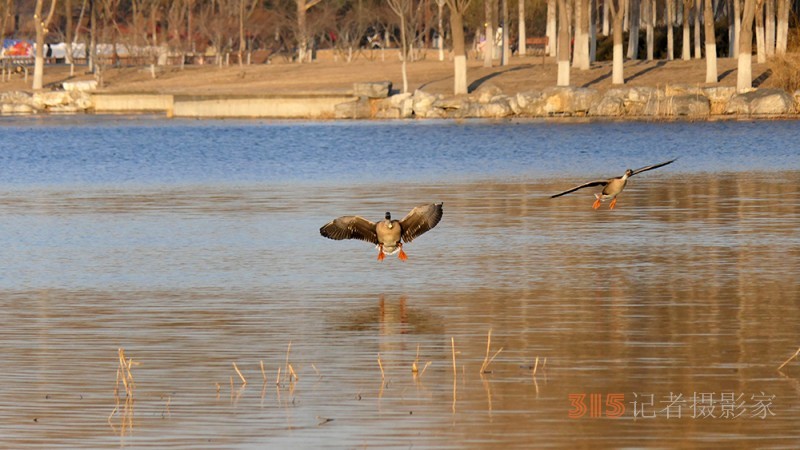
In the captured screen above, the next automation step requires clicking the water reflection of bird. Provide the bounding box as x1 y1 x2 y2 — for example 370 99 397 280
550 159 676 210
320 203 443 261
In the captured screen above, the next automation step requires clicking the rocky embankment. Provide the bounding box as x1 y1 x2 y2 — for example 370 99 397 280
344 81 799 120
2 79 798 119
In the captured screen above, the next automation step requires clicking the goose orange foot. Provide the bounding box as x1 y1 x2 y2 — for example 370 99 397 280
592 198 602 210
609 198 617 210
377 244 386 261
398 247 408 261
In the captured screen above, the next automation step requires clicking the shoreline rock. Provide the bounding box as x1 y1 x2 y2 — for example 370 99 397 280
2 83 799 120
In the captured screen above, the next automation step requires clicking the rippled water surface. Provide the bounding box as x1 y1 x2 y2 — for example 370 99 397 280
1 116 799 448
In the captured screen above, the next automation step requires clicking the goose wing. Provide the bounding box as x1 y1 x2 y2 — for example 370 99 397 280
320 216 379 244
631 158 677 176
399 203 443 243
550 180 609 198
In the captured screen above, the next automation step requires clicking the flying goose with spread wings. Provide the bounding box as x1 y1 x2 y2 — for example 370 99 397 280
320 203 443 261
551 159 677 209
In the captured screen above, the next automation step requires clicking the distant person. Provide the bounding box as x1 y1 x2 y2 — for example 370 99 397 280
46 43 52 62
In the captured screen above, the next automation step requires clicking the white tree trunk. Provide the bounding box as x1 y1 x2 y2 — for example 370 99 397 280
667 0 675 60
737 0 756 91
775 0 788 55
557 0 570 85
484 0 494 67
682 0 691 60
603 0 610 35
611 0 625 84
518 0 527 56
704 0 718 82
765 0 775 57
755 0 766 63
454 55 467 93
437 1 445 61
502 0 511 65
734 0 741 56
694 0 702 58
574 0 590 69
646 0 654 60
547 0 557 55
590 0 597 61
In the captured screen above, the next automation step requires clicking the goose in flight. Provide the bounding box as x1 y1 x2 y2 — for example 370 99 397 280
551 159 676 209
320 203 443 261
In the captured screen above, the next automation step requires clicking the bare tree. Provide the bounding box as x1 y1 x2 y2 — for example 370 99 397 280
765 0 774 57
33 0 59 90
703 0 717 82
238 0 258 65
573 0 590 69
666 0 674 60
296 0 324 63
644 0 654 60
693 0 701 58
436 0 445 61
483 0 494 67
546 0 555 55
755 0 765 63
556 0 569 85
387 0 411 92
517 0 525 56
445 0 471 94
608 0 624 84
737 0 756 91
166 0 188 68
775 0 788 55
501 0 509 65
626 0 639 59
681 0 692 60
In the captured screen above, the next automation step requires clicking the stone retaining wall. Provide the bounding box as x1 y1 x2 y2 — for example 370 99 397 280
2 81 798 120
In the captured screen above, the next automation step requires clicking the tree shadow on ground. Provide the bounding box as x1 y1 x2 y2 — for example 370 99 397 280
626 60 667 82
753 69 772 87
468 64 533 92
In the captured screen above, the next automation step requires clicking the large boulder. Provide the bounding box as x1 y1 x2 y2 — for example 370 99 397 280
62 80 98 92
513 87 599 116
725 88 794 115
373 92 413 119
334 97 371 119
703 86 737 115
412 89 442 118
589 94 625 117
471 96 513 118
32 91 72 109
668 94 711 117
353 81 392 98
471 82 504 104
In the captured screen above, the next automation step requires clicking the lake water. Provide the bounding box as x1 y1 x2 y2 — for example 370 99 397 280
0 116 798 448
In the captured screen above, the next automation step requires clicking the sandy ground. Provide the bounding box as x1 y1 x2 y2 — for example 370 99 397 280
0 49 780 96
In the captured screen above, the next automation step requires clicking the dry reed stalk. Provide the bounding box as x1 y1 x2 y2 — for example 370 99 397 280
532 356 540 377
479 329 503 374
233 362 247 385
412 344 420 374
451 337 456 375
276 367 282 386
378 353 385 380
284 341 292 383
778 347 800 371
311 363 321 379
288 363 299 381
420 361 432 377
260 361 267 381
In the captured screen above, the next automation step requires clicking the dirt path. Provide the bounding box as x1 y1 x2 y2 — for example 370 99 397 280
0 49 778 96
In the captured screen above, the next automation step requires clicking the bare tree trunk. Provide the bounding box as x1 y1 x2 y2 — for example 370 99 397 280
694 0 701 58
388 0 410 92
590 0 597 61
626 0 639 59
737 0 756 91
646 0 654 60
734 0 741 56
682 0 691 60
704 0 717 82
755 0 765 63
557 0 570 85
765 0 774 56
445 0 472 94
602 0 609 35
518 0 526 56
296 0 322 63
33 0 58 90
546 0 557 55
728 0 736 56
501 0 510 64
610 0 624 84
667 0 674 60
484 0 494 67
775 0 788 55
437 0 445 61
573 0 590 69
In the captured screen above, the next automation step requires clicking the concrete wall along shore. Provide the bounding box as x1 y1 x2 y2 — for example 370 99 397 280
2 79 799 119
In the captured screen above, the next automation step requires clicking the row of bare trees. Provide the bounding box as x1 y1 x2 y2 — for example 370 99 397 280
1 0 797 93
